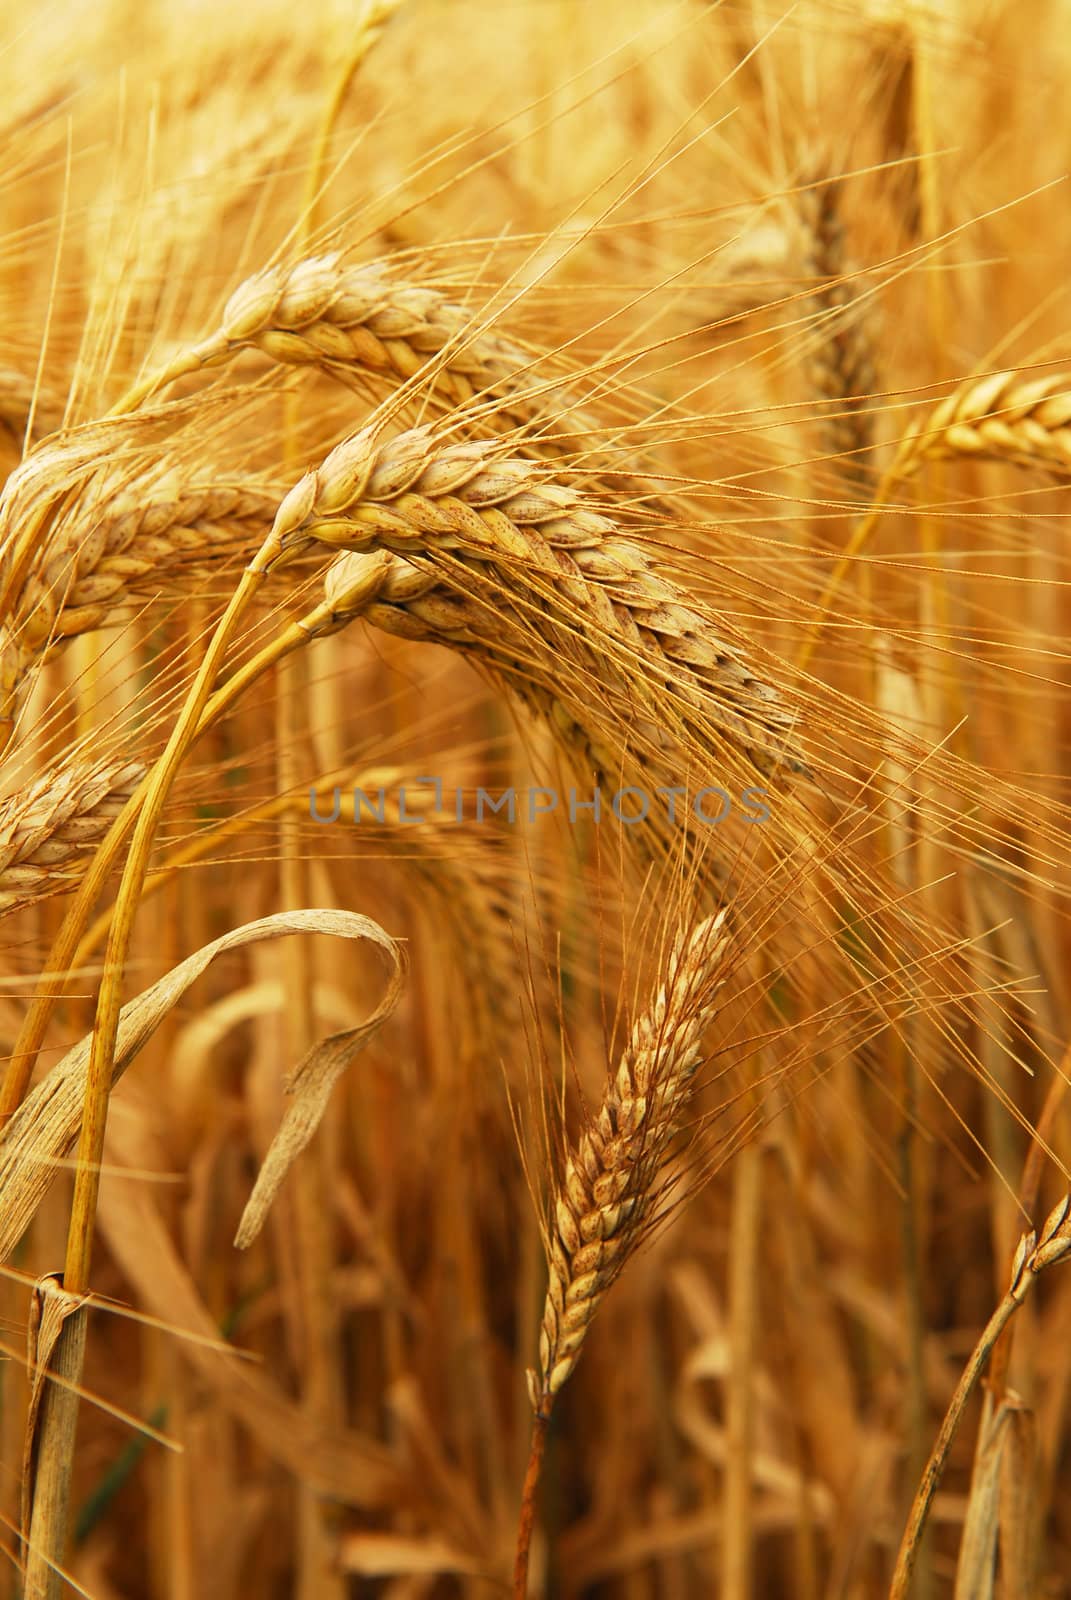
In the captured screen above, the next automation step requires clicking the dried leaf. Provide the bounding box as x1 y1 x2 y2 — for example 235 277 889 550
234 912 403 1247
998 1401 1037 1600
97 1098 404 1507
954 1399 1013 1600
0 909 404 1265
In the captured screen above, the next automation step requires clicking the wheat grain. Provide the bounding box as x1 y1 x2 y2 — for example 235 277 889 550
530 911 731 1409
0 758 144 913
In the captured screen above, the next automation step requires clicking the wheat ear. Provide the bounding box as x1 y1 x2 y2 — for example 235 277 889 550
512 912 732 1597
0 759 144 913
794 367 1071 670
531 910 732 1407
0 454 277 725
796 171 878 473
121 256 579 423
273 426 805 781
116 254 664 496
903 368 1071 476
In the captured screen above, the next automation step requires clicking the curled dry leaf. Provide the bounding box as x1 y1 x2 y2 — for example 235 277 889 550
234 923 405 1247
0 908 404 1266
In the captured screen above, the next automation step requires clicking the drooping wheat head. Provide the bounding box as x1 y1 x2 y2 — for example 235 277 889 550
271 424 809 797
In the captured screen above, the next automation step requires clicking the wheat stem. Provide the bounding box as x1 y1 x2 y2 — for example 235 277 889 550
890 1198 1071 1600
512 1410 549 1600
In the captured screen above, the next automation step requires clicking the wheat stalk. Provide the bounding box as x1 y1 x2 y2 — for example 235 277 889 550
890 1196 1071 1600
0 759 144 914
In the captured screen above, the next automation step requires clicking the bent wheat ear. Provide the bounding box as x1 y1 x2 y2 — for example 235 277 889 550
123 255 660 493
274 427 806 783
0 447 277 725
127 256 585 425
0 759 144 913
532 911 732 1410
905 369 1071 476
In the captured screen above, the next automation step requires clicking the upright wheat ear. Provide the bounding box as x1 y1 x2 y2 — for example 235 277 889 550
530 910 732 1410
796 168 878 477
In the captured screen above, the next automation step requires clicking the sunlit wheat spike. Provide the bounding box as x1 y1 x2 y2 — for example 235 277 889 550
132 255 601 437
122 253 668 501
905 368 1071 476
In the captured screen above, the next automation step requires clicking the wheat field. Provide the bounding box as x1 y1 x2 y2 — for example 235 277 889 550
0 1 1070 1596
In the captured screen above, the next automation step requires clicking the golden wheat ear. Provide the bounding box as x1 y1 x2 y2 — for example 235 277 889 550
905 368 1071 476
0 758 144 915
794 160 879 480
271 425 809 785
531 908 732 1410
512 909 733 1595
